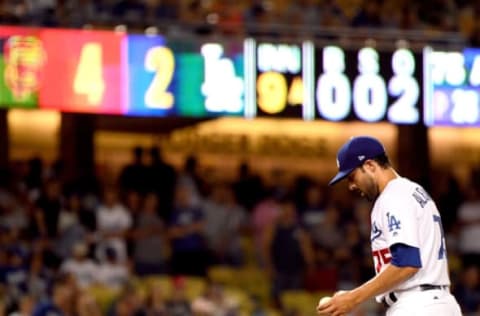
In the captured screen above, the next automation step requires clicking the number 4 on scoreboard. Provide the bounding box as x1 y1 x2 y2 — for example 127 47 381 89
73 43 106 105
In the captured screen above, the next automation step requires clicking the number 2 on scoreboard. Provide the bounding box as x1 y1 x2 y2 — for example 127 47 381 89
144 46 175 109
73 43 105 105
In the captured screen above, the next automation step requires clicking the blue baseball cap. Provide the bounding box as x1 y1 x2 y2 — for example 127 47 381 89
329 136 386 186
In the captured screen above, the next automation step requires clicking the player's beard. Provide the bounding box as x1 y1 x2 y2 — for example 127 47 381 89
362 173 379 202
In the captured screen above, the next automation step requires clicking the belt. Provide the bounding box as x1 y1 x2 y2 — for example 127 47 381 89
382 284 449 308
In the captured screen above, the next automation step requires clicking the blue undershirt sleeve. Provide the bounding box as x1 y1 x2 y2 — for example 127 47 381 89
390 243 422 268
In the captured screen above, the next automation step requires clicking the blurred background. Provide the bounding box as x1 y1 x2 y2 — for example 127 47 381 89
0 0 480 315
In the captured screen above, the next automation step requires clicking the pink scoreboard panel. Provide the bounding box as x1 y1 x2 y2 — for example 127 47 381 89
39 29 124 114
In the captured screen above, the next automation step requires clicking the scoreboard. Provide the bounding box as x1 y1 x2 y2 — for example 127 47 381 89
424 47 480 126
0 25 475 127
312 45 421 124
247 40 423 124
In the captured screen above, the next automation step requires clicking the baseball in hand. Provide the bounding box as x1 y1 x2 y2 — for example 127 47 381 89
318 296 332 306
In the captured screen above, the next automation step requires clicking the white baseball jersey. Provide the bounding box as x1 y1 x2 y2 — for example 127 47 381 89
370 177 451 303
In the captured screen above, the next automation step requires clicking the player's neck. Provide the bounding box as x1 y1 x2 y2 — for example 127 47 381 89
378 167 400 193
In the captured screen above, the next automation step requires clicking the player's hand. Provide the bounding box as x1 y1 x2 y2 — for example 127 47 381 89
316 290 357 316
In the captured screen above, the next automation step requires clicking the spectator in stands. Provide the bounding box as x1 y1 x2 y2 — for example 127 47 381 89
310 204 343 262
244 0 269 25
453 265 480 315
60 242 97 289
335 222 371 289
318 0 348 27
75 291 102 316
417 0 458 31
381 0 423 30
457 184 480 268
62 0 97 27
33 178 62 240
300 184 327 234
145 0 179 23
263 197 315 308
96 247 130 291
9 294 35 316
25 157 44 196
107 283 144 316
179 0 209 25
233 162 264 211
179 154 205 196
143 281 167 315
27 250 51 303
251 189 282 267
118 146 148 195
112 0 147 27
165 276 192 316
32 273 77 316
147 146 176 220
123 190 141 259
0 191 29 234
432 171 463 233
132 192 168 276
168 181 209 276
3 247 29 311
351 0 383 27
215 0 245 35
351 200 372 243
95 187 132 263
55 193 89 259
202 182 248 266
283 0 321 27
191 279 239 315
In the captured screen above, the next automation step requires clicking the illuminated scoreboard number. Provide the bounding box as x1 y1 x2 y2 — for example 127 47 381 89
39 29 123 114
127 34 176 116
314 45 422 124
425 48 480 126
255 42 304 117
73 43 105 105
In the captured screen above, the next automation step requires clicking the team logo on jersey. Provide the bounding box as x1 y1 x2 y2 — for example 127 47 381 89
371 221 382 241
386 212 401 233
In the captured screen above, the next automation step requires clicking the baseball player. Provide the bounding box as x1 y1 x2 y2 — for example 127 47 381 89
317 136 462 316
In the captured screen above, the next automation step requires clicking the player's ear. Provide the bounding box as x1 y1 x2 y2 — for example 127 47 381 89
363 159 377 172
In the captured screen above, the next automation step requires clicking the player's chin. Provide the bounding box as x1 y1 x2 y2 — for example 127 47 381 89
355 190 367 199
359 191 375 202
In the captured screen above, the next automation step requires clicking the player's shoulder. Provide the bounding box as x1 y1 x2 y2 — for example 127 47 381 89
382 177 416 196
376 178 418 207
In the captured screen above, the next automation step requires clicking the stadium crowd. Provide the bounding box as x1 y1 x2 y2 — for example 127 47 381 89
0 0 478 42
0 146 479 315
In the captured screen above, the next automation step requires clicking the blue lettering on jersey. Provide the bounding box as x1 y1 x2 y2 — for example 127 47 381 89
433 215 446 259
412 187 431 208
387 212 401 232
371 221 382 241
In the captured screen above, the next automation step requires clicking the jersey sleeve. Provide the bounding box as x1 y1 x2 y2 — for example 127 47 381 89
378 187 420 249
